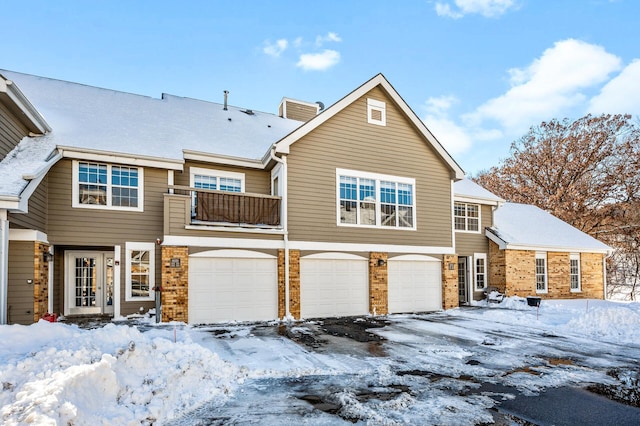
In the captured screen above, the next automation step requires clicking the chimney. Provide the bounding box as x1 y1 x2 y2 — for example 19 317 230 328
223 90 229 111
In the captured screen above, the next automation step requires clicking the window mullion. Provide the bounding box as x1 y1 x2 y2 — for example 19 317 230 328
356 177 361 225
106 164 112 207
375 179 381 227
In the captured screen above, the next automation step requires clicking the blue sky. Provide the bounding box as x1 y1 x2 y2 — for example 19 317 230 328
2 0 639 174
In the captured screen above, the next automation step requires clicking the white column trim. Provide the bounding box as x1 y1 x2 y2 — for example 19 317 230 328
114 245 121 318
0 210 8 324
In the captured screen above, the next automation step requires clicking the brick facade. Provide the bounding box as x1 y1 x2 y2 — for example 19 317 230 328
369 252 388 315
488 241 605 299
442 254 458 310
161 246 189 322
278 249 301 319
33 242 49 322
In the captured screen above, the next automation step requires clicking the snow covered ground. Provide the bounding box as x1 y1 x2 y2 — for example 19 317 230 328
1 298 639 425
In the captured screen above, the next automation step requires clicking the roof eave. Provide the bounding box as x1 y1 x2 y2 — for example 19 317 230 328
0 76 52 134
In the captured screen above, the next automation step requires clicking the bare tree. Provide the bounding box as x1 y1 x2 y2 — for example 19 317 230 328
475 114 640 300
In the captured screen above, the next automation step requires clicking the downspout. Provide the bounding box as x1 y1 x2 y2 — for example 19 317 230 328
270 147 290 318
0 210 8 324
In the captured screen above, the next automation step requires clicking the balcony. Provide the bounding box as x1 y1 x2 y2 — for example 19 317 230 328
170 186 281 228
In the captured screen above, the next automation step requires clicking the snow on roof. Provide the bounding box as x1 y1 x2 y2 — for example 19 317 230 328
0 70 302 162
454 179 503 203
489 202 611 253
0 70 304 198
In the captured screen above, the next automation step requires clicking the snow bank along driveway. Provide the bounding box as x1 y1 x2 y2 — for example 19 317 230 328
1 298 639 425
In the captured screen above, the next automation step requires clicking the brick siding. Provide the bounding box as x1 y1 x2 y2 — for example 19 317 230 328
161 246 189 322
442 254 458 309
33 242 49 322
369 252 388 315
278 249 301 319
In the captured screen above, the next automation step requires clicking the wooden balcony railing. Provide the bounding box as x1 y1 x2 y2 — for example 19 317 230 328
170 186 281 227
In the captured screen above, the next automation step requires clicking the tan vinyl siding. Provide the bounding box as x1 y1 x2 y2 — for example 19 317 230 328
287 86 453 247
0 102 29 160
176 161 271 194
47 159 165 315
282 100 318 122
7 241 35 325
455 204 492 256
8 176 48 233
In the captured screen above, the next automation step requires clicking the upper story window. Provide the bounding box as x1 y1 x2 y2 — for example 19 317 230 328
337 168 415 230
535 252 548 293
367 98 386 126
454 202 480 232
72 160 143 211
570 253 581 292
190 167 245 216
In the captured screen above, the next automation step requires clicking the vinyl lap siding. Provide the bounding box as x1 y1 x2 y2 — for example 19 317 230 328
8 176 48 232
0 103 28 160
455 204 492 255
287 86 453 248
7 241 34 325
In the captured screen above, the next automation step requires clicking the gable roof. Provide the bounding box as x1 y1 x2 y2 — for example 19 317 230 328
487 202 612 254
454 179 504 205
274 73 465 180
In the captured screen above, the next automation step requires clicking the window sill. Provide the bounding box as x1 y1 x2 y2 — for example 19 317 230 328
337 223 417 231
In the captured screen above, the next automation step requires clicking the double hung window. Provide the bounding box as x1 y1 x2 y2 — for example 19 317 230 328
535 252 548 293
337 169 415 229
570 253 581 291
73 161 143 211
454 202 479 232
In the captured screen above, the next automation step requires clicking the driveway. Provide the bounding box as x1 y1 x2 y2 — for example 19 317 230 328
167 308 640 425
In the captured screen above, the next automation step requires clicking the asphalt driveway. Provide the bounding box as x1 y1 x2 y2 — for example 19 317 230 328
166 308 640 425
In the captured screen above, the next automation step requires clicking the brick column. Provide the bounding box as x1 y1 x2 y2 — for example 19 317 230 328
369 252 388 315
488 240 506 293
33 242 49 322
161 246 189 323
278 249 301 319
442 254 458 310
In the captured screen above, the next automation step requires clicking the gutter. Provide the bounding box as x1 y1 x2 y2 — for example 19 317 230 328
269 146 290 319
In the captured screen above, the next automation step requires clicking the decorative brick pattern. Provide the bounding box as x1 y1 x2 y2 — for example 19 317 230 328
278 249 301 319
369 252 388 315
161 246 189 322
33 243 49 322
442 254 458 309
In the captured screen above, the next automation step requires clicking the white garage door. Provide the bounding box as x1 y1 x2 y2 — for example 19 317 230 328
188 250 278 324
300 254 369 318
388 255 442 313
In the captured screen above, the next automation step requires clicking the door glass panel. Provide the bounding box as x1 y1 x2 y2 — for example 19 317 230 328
105 257 114 307
458 259 467 301
75 257 97 307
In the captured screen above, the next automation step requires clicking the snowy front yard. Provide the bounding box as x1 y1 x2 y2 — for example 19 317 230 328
1 299 639 425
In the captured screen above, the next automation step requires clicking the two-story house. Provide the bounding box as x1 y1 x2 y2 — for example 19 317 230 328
0 70 611 325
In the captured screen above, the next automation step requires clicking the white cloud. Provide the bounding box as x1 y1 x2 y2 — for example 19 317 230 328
296 49 341 71
466 39 622 133
423 96 473 154
263 39 288 58
435 0 516 18
589 60 640 115
316 32 342 46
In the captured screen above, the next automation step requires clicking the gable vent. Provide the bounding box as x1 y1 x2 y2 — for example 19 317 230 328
278 97 320 122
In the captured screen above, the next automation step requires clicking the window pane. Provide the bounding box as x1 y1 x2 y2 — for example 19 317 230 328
397 183 412 205
340 176 357 200
467 205 479 218
380 181 396 203
476 258 485 290
398 206 413 227
359 179 376 201
79 184 107 205
112 166 139 207
219 177 242 192
194 175 217 190
454 217 466 230
340 200 357 224
130 250 150 298
468 218 479 231
381 203 396 227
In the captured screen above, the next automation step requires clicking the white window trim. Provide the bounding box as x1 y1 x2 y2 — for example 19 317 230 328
125 242 155 302
454 202 481 233
535 252 548 294
570 253 581 292
72 160 144 212
336 168 416 231
474 253 487 290
189 167 246 192
367 98 386 126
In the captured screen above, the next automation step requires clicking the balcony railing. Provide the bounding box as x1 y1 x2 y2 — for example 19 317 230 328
170 185 281 227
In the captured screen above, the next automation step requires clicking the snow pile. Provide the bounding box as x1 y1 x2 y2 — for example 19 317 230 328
0 322 239 425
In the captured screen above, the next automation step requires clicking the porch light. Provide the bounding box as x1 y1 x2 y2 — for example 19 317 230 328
377 259 386 267
43 251 54 262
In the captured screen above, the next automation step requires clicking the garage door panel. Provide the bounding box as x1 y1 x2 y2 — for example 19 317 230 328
388 260 442 314
189 257 278 324
300 258 368 318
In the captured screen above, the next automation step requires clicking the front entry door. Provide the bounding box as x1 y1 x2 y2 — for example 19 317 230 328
65 251 114 316
458 257 468 305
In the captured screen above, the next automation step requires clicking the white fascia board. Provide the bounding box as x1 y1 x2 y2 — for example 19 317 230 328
289 240 455 254
9 229 49 243
183 149 265 169
0 198 20 210
454 195 500 206
485 228 508 249
0 78 51 134
274 74 465 179
59 146 184 170
162 235 285 249
485 228 612 254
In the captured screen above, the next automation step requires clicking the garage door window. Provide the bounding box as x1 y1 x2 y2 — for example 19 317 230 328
337 168 415 229
125 242 155 301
